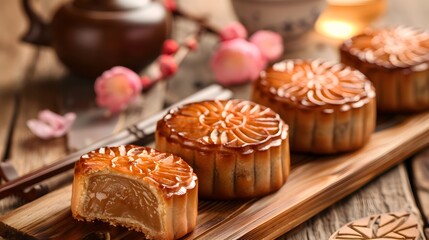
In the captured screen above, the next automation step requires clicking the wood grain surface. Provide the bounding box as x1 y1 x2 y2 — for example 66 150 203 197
284 165 423 240
412 149 429 238
1 110 429 239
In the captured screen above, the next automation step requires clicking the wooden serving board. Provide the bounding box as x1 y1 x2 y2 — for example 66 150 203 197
2 112 429 239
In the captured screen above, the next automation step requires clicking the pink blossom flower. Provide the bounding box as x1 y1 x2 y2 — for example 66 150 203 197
162 39 179 55
95 66 142 113
219 22 248 42
27 110 76 140
158 55 178 78
249 30 284 61
140 75 152 89
210 38 266 86
185 37 198 51
164 0 176 11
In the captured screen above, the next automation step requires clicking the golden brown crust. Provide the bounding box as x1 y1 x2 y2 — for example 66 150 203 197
256 59 375 111
71 145 198 240
75 145 196 197
252 59 376 154
157 99 288 152
156 99 290 199
341 26 429 69
341 26 429 112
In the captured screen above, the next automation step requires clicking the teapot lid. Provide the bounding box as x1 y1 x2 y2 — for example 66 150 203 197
73 0 150 11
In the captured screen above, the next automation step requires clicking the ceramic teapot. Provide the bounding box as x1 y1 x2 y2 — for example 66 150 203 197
22 0 171 78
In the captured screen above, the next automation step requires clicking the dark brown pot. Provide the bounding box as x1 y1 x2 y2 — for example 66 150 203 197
22 0 171 78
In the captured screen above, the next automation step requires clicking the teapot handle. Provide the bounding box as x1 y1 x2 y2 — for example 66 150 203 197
21 0 51 46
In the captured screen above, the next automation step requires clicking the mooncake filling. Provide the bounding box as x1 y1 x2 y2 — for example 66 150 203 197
83 174 161 231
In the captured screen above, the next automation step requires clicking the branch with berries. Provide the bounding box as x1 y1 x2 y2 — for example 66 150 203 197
94 0 285 114
26 0 285 139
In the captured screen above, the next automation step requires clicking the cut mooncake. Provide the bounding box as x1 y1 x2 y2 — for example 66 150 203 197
252 59 376 154
71 145 198 240
156 99 290 200
341 26 429 112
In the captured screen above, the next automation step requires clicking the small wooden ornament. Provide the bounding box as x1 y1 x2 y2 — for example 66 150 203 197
329 212 421 240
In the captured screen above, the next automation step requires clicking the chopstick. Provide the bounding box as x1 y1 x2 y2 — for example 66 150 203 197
0 85 233 200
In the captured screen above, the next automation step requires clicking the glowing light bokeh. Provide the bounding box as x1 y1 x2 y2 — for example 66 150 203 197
316 20 359 39
315 0 386 39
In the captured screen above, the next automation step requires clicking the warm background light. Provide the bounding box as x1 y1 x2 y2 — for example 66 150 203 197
318 21 359 39
316 0 386 39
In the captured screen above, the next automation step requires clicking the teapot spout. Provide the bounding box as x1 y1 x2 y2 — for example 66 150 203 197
21 0 51 46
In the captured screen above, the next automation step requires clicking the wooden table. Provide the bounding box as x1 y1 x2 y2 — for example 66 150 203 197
0 0 428 239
